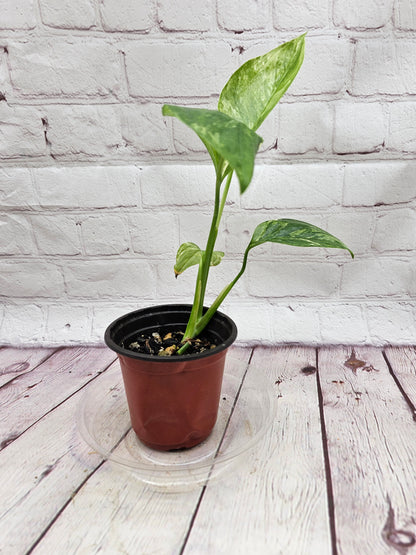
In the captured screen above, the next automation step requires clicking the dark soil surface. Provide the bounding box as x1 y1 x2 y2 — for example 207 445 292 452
125 330 218 356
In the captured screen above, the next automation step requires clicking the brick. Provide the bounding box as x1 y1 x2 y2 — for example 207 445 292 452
273 0 329 30
179 212 214 249
31 215 82 255
247 261 340 298
318 304 369 344
270 304 321 343
33 166 140 208
1 304 45 345
205 259 247 298
224 213 271 256
0 0 36 29
46 305 91 343
0 48 11 98
388 102 416 152
0 168 37 207
44 105 123 157
0 214 35 255
128 212 179 256
141 165 222 207
158 0 213 31
0 104 46 158
64 260 155 299
366 304 416 345
0 262 65 298
39 0 96 29
341 259 412 297
217 0 270 31
81 214 130 256
343 162 416 206
352 40 416 96
288 37 350 96
278 102 332 154
372 208 416 252
326 212 375 256
124 42 236 98
100 0 153 31
222 302 273 343
91 304 133 342
241 164 343 209
8 40 121 98
394 0 416 30
120 104 171 154
334 0 392 29
154 259 196 300
334 102 386 154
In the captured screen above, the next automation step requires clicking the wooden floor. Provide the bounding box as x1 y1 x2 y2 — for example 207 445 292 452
1 345 416 554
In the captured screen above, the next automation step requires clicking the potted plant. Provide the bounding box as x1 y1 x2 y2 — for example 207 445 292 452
105 34 353 451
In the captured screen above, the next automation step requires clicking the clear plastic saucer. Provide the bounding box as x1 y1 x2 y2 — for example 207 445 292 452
77 357 275 491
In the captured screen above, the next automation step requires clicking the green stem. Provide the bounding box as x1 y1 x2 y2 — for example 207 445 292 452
216 171 233 228
182 261 203 340
182 167 232 345
193 245 251 337
195 172 222 318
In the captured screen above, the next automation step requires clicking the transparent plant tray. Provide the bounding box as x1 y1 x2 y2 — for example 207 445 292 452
78 357 275 491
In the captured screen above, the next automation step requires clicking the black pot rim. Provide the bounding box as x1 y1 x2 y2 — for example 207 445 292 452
104 304 238 362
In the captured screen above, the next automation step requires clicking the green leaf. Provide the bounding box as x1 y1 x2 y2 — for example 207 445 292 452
247 219 354 257
218 34 305 131
162 105 263 193
174 242 224 277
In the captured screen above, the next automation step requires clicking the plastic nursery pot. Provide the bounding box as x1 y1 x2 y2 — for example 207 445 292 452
104 304 237 451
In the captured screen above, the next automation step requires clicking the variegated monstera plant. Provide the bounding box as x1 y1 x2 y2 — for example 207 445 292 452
162 34 353 354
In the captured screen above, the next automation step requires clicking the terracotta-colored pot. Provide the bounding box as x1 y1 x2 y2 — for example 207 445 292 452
104 305 237 451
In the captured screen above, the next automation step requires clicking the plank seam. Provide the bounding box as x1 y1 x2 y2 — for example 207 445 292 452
0 353 117 453
382 350 416 422
316 347 338 555
0 347 62 391
25 459 106 554
25 424 130 553
179 347 255 555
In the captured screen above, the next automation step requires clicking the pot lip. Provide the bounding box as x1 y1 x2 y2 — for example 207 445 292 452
104 304 237 362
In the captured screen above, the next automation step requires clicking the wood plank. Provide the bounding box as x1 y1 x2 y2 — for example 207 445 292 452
383 346 416 410
0 369 105 554
318 346 416 555
30 347 253 555
183 346 332 555
0 347 116 450
0 347 56 388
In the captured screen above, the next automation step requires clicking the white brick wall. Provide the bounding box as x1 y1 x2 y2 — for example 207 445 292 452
0 1 415 346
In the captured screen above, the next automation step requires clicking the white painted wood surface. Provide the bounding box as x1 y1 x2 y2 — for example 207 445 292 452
1 345 416 555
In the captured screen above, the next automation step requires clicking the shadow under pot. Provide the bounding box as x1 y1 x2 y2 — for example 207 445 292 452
104 304 238 451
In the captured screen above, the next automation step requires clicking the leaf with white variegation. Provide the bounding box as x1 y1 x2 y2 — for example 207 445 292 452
218 34 305 131
174 242 224 277
247 219 354 256
162 105 263 193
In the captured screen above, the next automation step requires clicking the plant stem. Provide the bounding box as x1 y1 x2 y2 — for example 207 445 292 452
216 171 233 228
193 245 251 337
198 173 222 310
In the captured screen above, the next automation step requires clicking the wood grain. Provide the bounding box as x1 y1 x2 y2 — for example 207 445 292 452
31 347 253 555
0 373 105 554
0 347 116 450
318 346 416 555
183 346 332 555
0 347 56 388
384 346 416 409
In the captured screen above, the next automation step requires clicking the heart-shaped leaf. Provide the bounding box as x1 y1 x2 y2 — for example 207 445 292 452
174 242 224 277
247 219 354 257
162 105 263 193
218 34 305 131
